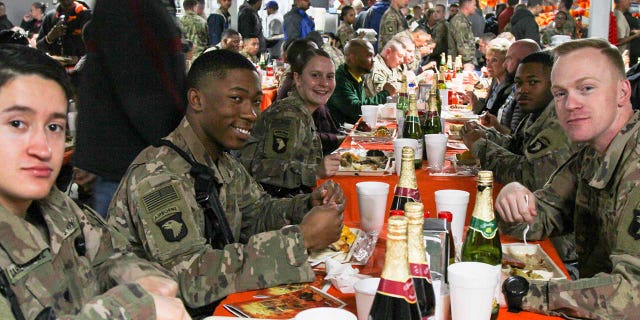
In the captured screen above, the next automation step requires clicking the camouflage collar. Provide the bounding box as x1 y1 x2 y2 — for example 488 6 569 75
0 190 77 265
523 100 556 136
588 111 640 189
169 118 233 185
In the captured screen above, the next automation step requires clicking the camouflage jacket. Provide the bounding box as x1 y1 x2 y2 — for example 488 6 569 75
430 20 448 61
238 91 323 191
516 111 640 319
364 54 402 98
0 188 170 320
378 6 407 51
541 25 572 48
322 43 345 70
472 102 577 190
447 13 477 65
561 11 577 38
108 118 315 309
336 22 357 50
180 12 209 57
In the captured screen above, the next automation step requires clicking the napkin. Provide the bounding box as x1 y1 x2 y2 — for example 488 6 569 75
324 258 371 294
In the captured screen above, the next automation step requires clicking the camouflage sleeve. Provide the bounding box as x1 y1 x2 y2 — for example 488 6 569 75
473 124 576 190
240 112 319 189
109 166 315 309
70 199 175 287
378 12 398 51
56 283 157 320
363 74 376 98
433 23 448 59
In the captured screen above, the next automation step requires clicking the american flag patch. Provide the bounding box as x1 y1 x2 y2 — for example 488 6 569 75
143 184 180 213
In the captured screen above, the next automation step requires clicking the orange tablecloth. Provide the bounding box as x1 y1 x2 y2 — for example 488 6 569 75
213 224 567 320
261 87 278 111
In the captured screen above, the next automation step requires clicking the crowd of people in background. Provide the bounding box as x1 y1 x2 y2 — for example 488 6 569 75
0 0 639 319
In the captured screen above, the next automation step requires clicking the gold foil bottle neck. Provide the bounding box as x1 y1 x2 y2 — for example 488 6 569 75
477 170 493 185
399 146 418 189
387 216 409 240
404 202 424 223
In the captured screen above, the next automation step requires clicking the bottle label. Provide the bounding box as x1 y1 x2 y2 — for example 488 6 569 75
468 216 498 239
393 187 421 202
377 278 418 303
409 263 432 281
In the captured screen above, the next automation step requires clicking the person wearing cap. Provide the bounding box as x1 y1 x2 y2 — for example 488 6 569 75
283 0 314 41
264 0 284 58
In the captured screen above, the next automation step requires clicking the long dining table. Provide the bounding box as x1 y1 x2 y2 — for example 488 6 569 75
213 117 568 319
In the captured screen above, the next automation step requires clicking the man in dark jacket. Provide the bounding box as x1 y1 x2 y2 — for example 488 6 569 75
0 2 13 31
74 0 185 217
283 0 314 41
36 0 91 57
327 39 396 125
239 0 265 53
509 0 542 45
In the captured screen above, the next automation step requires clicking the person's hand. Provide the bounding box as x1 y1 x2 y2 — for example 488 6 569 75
464 90 478 107
495 182 537 225
299 204 343 250
135 276 178 298
23 14 32 22
460 120 485 148
383 82 397 96
46 20 67 42
310 180 345 212
73 167 97 186
317 153 341 178
421 61 437 72
152 295 191 320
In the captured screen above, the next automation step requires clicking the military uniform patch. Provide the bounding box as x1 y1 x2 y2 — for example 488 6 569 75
629 209 640 240
157 212 188 242
527 137 550 154
272 129 289 153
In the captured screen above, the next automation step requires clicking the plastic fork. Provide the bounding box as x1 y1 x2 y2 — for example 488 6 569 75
523 194 530 245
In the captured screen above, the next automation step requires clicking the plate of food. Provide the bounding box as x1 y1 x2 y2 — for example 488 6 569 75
336 149 392 176
442 110 479 122
308 226 362 266
501 243 565 281
349 123 396 143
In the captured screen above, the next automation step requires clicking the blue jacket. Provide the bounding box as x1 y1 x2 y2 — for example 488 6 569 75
363 1 390 51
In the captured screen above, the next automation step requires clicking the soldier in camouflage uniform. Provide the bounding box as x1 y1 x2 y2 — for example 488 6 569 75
336 5 358 50
0 45 188 320
378 0 408 52
180 0 209 58
239 49 340 197
462 52 577 195
109 50 345 316
392 28 432 72
557 0 577 38
496 39 640 318
364 39 405 97
447 0 477 68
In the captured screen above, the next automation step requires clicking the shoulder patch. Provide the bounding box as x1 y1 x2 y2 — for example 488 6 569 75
141 183 189 242
527 136 551 154
266 117 296 158
156 213 188 242
629 209 640 240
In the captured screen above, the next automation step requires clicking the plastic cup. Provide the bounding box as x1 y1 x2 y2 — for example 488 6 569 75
434 190 470 247
356 182 390 236
361 105 379 127
424 134 448 173
393 138 418 175
294 307 357 320
354 277 380 320
448 262 500 320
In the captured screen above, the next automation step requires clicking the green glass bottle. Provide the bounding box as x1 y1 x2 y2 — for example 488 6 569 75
422 87 442 135
397 73 410 112
461 170 502 320
403 93 424 169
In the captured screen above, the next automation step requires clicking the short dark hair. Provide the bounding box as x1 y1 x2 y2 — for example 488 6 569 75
559 0 572 9
450 3 459 8
187 49 257 91
520 51 553 68
0 44 73 101
340 5 355 21
0 30 29 46
507 0 518 6
291 48 332 74
305 31 324 49
244 33 259 40
32 1 46 13
527 0 542 8
285 38 316 63
183 0 197 9
221 28 240 39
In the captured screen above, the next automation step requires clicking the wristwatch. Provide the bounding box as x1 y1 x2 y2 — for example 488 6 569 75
502 275 529 313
